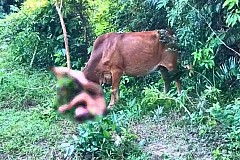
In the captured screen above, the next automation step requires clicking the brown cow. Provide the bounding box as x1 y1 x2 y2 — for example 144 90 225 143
83 29 181 108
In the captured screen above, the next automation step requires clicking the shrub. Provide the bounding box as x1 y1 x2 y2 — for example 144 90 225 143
0 0 92 69
61 115 142 159
203 99 240 159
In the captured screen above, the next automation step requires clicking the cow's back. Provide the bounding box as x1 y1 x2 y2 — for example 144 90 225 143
116 31 162 76
102 31 177 76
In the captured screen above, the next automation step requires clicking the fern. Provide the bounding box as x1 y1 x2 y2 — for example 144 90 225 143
224 27 240 46
223 0 240 27
216 57 240 81
155 0 170 9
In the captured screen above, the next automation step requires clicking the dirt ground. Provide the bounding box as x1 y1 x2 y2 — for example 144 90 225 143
132 114 213 160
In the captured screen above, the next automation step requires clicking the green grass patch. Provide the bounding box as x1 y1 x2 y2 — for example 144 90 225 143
0 65 55 110
0 50 77 158
0 108 76 158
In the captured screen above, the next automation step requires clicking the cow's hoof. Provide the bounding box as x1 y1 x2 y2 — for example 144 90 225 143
107 104 114 109
177 90 183 96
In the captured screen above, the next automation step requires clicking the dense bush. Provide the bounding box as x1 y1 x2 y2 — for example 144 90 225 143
61 115 143 159
195 99 240 159
0 0 92 69
0 0 24 18
108 0 168 32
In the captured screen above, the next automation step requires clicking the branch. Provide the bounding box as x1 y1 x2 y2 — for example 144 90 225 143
59 0 62 11
30 42 38 68
187 3 240 57
55 1 71 69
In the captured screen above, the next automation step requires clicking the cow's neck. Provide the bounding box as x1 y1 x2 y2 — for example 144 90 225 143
83 61 99 84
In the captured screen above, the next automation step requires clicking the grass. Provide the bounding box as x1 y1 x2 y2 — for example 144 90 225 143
0 51 77 159
0 108 76 158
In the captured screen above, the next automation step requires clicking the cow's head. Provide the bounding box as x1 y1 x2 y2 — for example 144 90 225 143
82 64 102 84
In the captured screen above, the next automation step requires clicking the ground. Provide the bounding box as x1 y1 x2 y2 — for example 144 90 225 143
132 115 213 160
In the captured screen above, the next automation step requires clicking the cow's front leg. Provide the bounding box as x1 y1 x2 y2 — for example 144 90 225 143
108 69 122 109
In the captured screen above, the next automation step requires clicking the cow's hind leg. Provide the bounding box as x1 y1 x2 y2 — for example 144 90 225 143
108 69 122 109
172 71 181 94
175 78 181 94
159 66 171 93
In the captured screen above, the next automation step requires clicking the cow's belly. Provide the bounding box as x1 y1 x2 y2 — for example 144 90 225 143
123 60 159 76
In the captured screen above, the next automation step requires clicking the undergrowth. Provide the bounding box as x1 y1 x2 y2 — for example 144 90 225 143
2 47 240 159
0 50 149 159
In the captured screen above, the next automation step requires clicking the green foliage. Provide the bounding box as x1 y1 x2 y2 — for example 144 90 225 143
216 56 240 92
1 0 240 159
192 47 215 69
189 82 240 159
225 9 240 27
0 53 55 109
88 0 115 36
192 33 224 69
141 86 192 116
223 0 240 27
0 108 57 154
223 0 239 10
0 50 146 159
141 87 175 109
0 0 23 17
61 115 141 159
0 51 77 158
88 0 168 35
107 0 168 32
203 99 240 158
0 0 92 69
152 0 240 73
